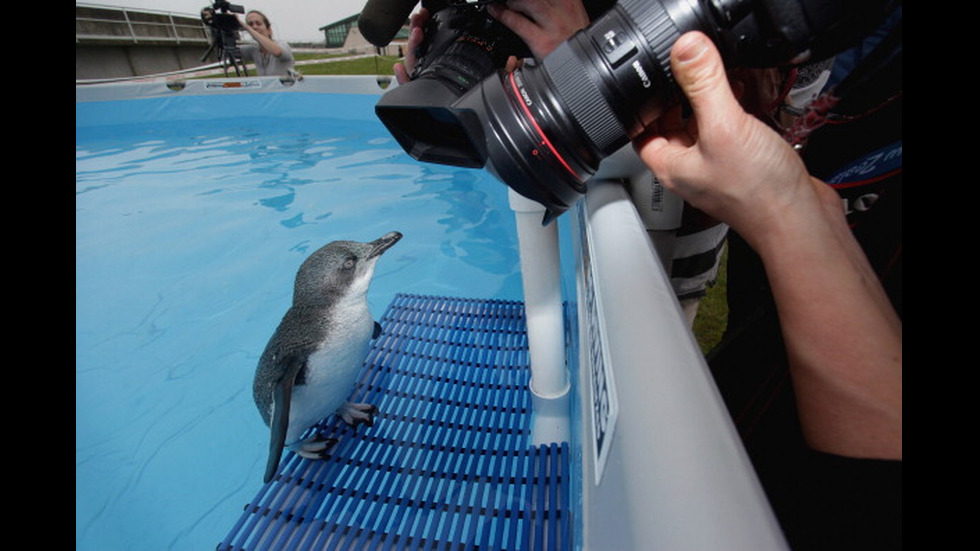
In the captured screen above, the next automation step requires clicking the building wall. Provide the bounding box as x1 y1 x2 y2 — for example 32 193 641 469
343 24 407 56
76 4 212 80
76 44 216 80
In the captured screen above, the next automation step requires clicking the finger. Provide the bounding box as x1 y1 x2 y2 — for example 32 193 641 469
633 114 688 179
393 63 410 85
499 0 538 21
487 4 539 37
669 32 742 133
654 103 691 143
409 8 430 29
404 26 424 68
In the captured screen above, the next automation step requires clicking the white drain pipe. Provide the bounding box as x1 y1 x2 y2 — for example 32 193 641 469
509 188 571 444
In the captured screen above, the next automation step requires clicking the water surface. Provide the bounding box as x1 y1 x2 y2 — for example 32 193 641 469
76 97 523 550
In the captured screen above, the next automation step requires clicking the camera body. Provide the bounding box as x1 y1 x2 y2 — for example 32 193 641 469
376 0 898 223
413 1 529 84
202 1 245 33
200 1 248 72
377 1 530 167
213 1 246 16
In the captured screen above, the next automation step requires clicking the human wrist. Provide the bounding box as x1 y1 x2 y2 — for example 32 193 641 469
740 176 835 260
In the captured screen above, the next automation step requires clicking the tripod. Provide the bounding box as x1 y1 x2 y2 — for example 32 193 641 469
215 30 248 77
201 11 249 77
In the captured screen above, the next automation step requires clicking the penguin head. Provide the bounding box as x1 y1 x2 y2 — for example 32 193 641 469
292 231 402 305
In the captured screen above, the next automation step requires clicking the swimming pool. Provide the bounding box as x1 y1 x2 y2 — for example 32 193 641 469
77 76 789 551
76 80 530 550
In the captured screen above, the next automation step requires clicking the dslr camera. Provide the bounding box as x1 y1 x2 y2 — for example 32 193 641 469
376 0 898 224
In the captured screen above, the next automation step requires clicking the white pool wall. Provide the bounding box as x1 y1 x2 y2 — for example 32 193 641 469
570 175 788 550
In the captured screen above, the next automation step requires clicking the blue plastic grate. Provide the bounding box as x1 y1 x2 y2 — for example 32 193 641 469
220 294 571 551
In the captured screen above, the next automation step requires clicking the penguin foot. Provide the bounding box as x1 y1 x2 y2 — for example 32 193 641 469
295 436 338 460
340 402 378 429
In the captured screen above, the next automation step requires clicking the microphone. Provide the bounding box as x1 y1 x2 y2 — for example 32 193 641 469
358 0 419 47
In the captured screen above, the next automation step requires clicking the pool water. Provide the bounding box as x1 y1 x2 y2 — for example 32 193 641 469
76 93 524 550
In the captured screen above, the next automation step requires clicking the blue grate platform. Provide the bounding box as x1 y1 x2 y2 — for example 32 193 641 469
220 294 571 551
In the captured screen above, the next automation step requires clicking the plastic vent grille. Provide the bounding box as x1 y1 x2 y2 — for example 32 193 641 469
220 294 571 551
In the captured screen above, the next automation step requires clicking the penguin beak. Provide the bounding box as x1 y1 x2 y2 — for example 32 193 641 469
369 231 402 258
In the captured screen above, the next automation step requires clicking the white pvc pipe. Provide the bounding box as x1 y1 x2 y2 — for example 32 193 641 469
509 188 571 444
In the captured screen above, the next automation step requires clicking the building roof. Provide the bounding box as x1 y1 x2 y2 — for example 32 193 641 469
318 13 360 32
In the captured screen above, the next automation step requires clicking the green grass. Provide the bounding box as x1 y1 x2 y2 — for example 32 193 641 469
692 245 728 355
292 52 350 62
190 54 401 79
297 55 400 76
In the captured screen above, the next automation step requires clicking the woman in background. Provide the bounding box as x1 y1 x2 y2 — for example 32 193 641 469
238 10 294 77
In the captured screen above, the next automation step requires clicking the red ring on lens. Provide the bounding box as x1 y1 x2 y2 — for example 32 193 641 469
507 71 578 178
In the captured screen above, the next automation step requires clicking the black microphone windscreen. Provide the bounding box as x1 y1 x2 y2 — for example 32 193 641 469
358 0 419 47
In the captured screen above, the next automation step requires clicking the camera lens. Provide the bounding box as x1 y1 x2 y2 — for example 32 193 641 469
378 0 722 222
376 0 895 223
458 0 713 221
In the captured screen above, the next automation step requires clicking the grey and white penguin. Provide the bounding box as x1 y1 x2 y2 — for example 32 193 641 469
253 231 402 483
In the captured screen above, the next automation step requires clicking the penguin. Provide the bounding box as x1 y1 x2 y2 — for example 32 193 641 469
253 231 402 483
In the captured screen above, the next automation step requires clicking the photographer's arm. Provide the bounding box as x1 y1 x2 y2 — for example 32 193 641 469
239 17 285 57
633 32 902 460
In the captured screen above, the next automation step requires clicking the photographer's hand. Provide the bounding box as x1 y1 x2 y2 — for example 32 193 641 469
487 0 590 59
634 32 813 244
393 8 430 85
634 32 901 460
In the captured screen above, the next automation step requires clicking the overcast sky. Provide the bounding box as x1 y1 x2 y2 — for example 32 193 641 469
84 0 408 42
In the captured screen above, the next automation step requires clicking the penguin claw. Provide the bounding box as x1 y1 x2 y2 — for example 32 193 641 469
340 402 378 428
296 437 338 460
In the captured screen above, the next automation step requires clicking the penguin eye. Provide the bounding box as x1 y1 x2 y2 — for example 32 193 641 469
343 258 356 269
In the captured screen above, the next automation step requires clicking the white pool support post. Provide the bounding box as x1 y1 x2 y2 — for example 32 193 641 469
509 188 571 445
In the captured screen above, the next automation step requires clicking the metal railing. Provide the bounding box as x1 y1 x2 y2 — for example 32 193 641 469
76 3 208 45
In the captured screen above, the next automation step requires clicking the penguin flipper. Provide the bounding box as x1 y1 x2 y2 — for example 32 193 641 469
263 355 306 484
373 321 382 339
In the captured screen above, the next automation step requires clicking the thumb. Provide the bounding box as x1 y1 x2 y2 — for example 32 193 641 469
670 32 741 129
